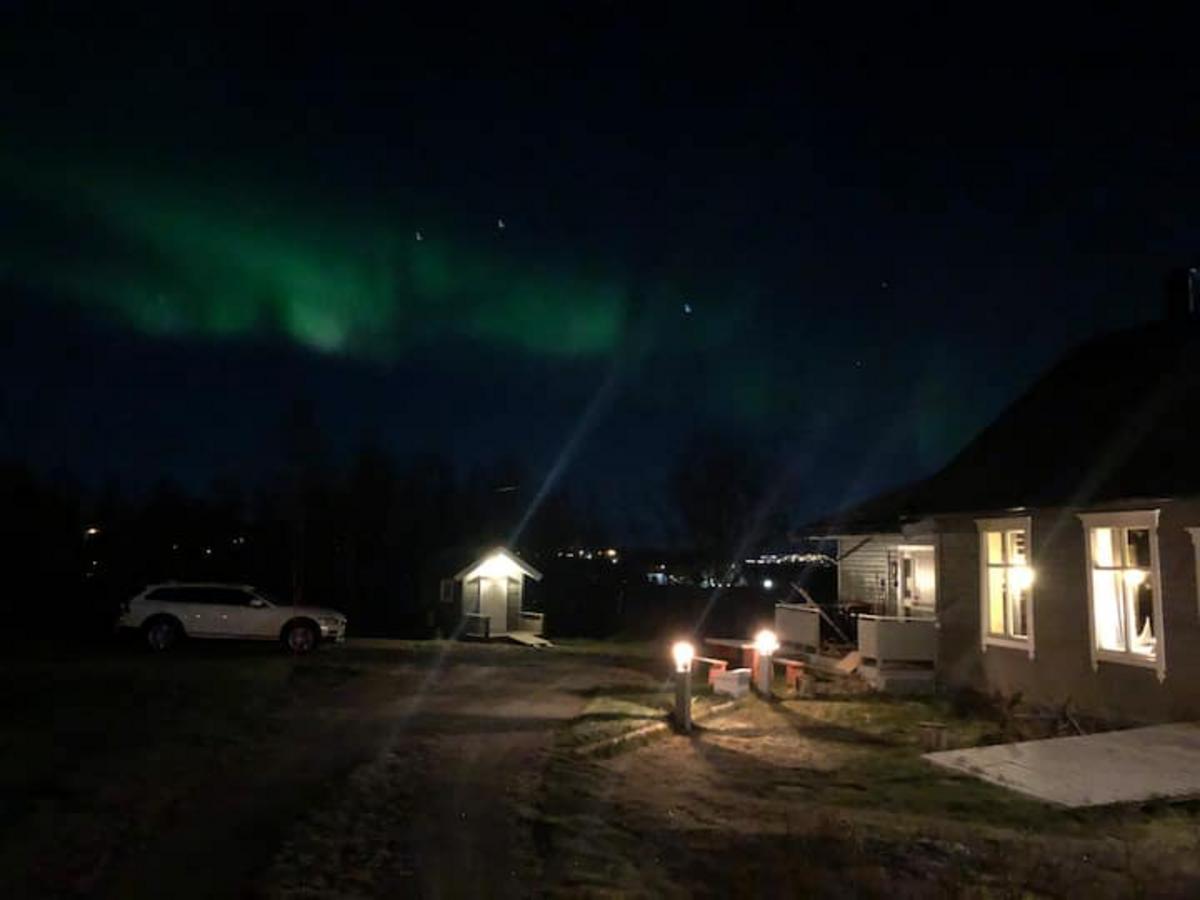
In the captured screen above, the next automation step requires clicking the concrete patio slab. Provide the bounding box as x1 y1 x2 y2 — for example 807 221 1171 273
925 722 1200 807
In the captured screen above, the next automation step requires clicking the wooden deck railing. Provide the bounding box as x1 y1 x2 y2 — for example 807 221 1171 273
856 614 937 666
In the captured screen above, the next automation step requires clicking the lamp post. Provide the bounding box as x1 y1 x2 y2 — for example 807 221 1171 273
671 640 695 733
753 628 778 697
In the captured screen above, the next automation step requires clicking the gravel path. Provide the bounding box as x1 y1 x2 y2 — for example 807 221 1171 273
256 645 629 899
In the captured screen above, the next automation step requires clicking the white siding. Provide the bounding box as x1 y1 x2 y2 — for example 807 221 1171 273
838 536 898 610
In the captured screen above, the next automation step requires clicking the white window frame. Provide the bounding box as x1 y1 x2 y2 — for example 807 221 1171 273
976 516 1035 658
1078 509 1165 682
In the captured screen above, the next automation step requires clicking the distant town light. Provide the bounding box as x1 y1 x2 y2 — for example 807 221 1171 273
754 629 779 656
672 640 695 673
762 578 774 590
84 526 101 537
744 552 836 567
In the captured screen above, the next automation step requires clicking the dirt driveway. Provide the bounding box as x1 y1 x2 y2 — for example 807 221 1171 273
0 640 654 899
261 645 629 899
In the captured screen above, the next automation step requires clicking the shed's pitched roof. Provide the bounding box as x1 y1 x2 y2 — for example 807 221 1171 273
806 320 1200 532
453 547 543 581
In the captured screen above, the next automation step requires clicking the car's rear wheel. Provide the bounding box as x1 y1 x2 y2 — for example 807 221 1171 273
144 616 181 652
283 621 318 654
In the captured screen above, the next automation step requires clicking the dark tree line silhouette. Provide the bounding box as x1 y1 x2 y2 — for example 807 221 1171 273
0 421 794 641
0 445 607 639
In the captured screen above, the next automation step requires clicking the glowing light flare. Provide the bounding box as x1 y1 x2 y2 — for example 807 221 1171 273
672 640 695 673
1124 568 1148 588
762 578 774 590
1010 566 1035 592
754 629 779 656
468 552 521 580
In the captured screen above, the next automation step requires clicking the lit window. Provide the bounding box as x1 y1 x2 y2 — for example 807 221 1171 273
1079 510 1164 680
976 517 1034 655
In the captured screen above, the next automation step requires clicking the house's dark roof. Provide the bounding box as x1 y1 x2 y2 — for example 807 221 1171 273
801 482 924 536
808 319 1200 532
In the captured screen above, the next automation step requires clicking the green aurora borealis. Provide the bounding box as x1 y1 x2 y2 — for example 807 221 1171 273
0 153 989 468
11 164 630 362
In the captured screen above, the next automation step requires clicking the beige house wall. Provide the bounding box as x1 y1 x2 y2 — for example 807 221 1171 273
935 497 1200 723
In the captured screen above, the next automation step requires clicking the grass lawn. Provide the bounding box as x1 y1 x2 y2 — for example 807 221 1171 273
532 681 1200 897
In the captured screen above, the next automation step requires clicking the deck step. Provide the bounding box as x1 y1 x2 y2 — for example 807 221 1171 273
505 631 554 649
805 651 859 675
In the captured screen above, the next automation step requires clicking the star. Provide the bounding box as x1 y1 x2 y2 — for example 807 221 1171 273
497 218 506 230
415 231 423 241
683 302 693 315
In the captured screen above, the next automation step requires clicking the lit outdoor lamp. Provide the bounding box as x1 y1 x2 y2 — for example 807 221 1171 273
753 628 779 697
671 640 695 733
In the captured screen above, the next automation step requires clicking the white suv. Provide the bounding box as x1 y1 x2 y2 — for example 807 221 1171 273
118 583 347 653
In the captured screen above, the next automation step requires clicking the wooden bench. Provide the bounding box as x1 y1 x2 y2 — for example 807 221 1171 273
693 656 729 686
773 656 809 691
703 637 756 669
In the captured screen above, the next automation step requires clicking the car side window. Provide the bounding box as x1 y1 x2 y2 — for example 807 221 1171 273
145 586 254 605
207 588 250 606
148 587 189 603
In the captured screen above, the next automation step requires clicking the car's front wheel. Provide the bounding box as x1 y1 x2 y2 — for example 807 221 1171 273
144 616 182 652
282 620 318 654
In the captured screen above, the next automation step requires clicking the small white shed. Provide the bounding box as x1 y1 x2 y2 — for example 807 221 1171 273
447 548 544 638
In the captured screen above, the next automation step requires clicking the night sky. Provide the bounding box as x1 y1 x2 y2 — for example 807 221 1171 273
1 9 1196 538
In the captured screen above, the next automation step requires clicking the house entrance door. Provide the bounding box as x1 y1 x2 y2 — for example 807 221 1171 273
893 546 936 619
